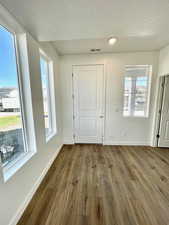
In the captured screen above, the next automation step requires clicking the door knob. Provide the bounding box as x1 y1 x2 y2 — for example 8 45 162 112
100 115 104 118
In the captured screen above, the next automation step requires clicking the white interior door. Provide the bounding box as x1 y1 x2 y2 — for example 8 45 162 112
158 76 169 147
73 65 104 143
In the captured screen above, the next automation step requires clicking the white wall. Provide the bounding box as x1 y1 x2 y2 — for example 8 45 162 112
0 10 63 225
60 52 159 145
159 44 169 76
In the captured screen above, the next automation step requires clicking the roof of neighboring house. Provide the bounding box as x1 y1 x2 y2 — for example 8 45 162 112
0 87 17 98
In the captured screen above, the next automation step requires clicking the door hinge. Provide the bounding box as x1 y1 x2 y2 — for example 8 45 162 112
73 134 76 138
72 94 74 99
73 115 75 120
72 73 74 77
157 134 160 139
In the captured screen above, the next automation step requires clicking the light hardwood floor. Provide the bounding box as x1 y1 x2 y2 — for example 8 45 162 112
17 144 169 225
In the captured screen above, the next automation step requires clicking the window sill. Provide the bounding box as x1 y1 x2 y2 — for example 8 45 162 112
3 150 36 182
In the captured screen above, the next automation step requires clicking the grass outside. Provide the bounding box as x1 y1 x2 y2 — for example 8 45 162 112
0 116 21 129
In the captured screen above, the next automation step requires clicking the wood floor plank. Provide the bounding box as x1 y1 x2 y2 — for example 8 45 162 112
17 145 169 225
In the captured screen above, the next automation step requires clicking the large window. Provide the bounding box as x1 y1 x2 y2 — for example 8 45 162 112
123 65 152 117
0 25 27 166
40 52 56 140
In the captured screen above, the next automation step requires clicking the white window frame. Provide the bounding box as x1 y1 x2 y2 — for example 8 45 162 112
123 65 152 118
0 22 37 182
39 49 57 142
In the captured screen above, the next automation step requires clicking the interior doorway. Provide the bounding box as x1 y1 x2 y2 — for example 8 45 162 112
157 75 169 147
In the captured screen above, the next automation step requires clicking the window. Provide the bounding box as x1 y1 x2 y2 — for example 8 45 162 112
40 52 56 140
123 65 152 117
0 25 27 167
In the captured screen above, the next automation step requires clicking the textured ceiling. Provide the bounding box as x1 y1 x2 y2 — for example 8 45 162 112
1 0 169 54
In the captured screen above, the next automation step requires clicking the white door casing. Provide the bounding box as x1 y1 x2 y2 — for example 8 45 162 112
158 75 169 147
73 65 104 143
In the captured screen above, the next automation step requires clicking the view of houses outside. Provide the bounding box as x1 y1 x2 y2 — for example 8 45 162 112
0 88 21 132
0 25 25 166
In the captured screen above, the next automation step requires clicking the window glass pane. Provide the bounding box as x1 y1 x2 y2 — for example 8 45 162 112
0 25 26 166
134 76 148 116
40 57 51 137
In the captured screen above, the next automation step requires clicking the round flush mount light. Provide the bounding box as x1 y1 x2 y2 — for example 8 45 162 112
108 37 117 45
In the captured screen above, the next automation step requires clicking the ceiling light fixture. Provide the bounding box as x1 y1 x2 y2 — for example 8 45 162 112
108 37 117 45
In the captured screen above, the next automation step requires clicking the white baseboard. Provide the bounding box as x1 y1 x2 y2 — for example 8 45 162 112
63 138 150 146
103 141 150 146
9 144 63 225
63 137 74 145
